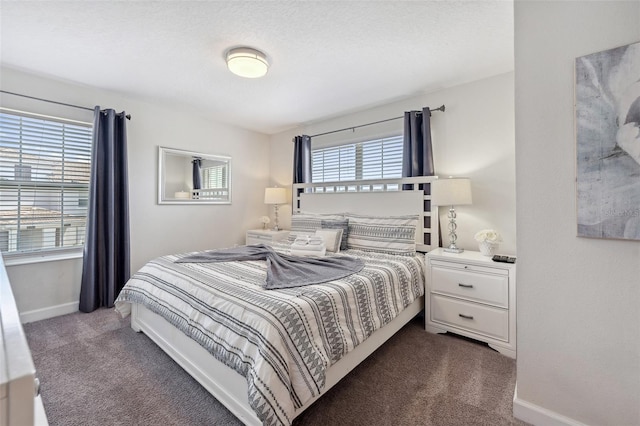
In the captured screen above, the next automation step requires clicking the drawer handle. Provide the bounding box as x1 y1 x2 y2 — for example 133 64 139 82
458 283 474 288
458 313 474 320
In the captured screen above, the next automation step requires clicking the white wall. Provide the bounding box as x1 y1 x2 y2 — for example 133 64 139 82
0 67 271 318
270 72 516 255
514 2 640 425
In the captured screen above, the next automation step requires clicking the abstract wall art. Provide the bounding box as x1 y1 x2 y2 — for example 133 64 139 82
575 41 640 241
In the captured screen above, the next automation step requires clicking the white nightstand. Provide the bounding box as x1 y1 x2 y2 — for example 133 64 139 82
425 248 516 358
245 229 290 246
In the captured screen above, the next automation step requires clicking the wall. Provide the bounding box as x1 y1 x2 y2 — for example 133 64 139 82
514 2 640 425
270 72 516 255
0 67 271 320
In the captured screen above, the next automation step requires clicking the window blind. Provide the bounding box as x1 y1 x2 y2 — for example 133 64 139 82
312 135 403 182
0 109 92 255
202 164 228 189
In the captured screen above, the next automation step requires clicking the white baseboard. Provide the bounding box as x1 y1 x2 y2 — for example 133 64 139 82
20 302 78 324
513 383 587 426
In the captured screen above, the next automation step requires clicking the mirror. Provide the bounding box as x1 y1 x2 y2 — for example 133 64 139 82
158 146 231 204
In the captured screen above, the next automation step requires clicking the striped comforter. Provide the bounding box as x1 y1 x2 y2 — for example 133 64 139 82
114 248 424 426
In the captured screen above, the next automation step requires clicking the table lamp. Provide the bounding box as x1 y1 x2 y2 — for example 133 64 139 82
432 177 472 253
264 187 287 231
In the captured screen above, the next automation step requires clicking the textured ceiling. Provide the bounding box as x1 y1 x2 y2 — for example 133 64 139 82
0 1 513 135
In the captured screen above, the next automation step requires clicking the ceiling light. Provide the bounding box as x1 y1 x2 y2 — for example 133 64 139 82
226 47 269 78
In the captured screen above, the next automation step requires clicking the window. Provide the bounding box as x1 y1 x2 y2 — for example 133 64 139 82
202 164 228 189
311 135 403 183
0 109 92 256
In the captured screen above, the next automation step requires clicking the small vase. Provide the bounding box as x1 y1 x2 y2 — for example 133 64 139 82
478 241 498 256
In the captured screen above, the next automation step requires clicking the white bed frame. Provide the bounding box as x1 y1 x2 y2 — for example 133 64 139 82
130 176 439 425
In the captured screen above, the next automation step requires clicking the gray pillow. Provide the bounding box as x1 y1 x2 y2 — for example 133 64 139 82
346 214 417 255
321 219 349 251
291 213 343 233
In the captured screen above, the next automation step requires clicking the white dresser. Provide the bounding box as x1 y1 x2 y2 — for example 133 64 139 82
0 253 48 425
425 248 516 358
245 229 290 246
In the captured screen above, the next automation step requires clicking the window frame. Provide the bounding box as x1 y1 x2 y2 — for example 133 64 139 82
0 108 93 263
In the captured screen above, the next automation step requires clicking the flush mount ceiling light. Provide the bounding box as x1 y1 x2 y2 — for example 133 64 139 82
226 47 269 78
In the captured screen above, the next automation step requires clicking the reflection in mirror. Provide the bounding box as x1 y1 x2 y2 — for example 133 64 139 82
158 146 231 204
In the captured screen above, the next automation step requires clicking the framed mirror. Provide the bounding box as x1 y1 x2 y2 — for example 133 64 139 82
158 146 231 204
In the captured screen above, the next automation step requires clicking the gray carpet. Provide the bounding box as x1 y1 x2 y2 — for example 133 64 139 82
24 308 527 426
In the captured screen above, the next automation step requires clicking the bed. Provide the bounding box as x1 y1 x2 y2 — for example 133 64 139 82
115 176 439 426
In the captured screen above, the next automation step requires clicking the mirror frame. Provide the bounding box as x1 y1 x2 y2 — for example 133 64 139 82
157 146 232 205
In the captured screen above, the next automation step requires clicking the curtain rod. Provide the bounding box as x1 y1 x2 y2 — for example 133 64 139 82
309 104 444 138
0 90 131 120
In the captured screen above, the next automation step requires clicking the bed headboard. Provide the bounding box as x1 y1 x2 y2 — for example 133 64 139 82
292 176 439 253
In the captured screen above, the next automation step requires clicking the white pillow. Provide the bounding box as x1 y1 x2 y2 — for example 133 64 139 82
315 229 344 253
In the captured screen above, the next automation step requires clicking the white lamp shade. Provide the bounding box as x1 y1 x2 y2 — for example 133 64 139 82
431 178 472 206
264 187 287 205
226 47 269 78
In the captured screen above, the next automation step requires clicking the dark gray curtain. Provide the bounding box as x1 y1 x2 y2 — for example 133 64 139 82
192 158 202 190
402 107 435 178
79 107 130 313
293 135 311 184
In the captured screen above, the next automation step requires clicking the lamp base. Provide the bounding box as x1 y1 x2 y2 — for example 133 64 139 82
444 206 463 254
444 247 464 253
271 204 281 232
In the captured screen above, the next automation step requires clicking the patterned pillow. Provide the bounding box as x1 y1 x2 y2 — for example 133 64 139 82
289 213 343 242
321 219 349 251
315 229 344 253
346 214 418 255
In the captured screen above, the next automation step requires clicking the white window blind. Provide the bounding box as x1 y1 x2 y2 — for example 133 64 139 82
312 144 356 182
0 109 92 255
312 135 403 182
202 164 228 189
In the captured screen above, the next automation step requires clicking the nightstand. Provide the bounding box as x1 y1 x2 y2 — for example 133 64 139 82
425 248 516 358
245 229 290 246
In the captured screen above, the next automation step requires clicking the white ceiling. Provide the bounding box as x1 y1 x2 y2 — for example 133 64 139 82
0 1 513 135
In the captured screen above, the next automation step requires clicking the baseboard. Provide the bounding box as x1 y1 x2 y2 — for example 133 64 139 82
20 302 78 324
513 383 587 426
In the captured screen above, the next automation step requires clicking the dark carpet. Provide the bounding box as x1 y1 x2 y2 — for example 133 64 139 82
24 308 527 426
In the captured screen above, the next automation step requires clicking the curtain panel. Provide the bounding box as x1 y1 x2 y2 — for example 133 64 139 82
192 158 202 190
293 135 312 184
402 107 435 178
79 107 131 313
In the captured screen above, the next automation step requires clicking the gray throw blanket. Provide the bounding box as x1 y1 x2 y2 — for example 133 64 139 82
175 244 365 290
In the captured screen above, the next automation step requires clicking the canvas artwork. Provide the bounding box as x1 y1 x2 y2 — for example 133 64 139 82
575 41 640 241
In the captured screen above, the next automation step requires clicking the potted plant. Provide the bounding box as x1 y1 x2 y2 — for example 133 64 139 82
259 216 271 230
474 229 502 256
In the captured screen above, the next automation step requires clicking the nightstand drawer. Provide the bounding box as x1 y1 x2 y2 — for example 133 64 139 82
247 233 275 242
431 295 509 342
431 266 508 308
